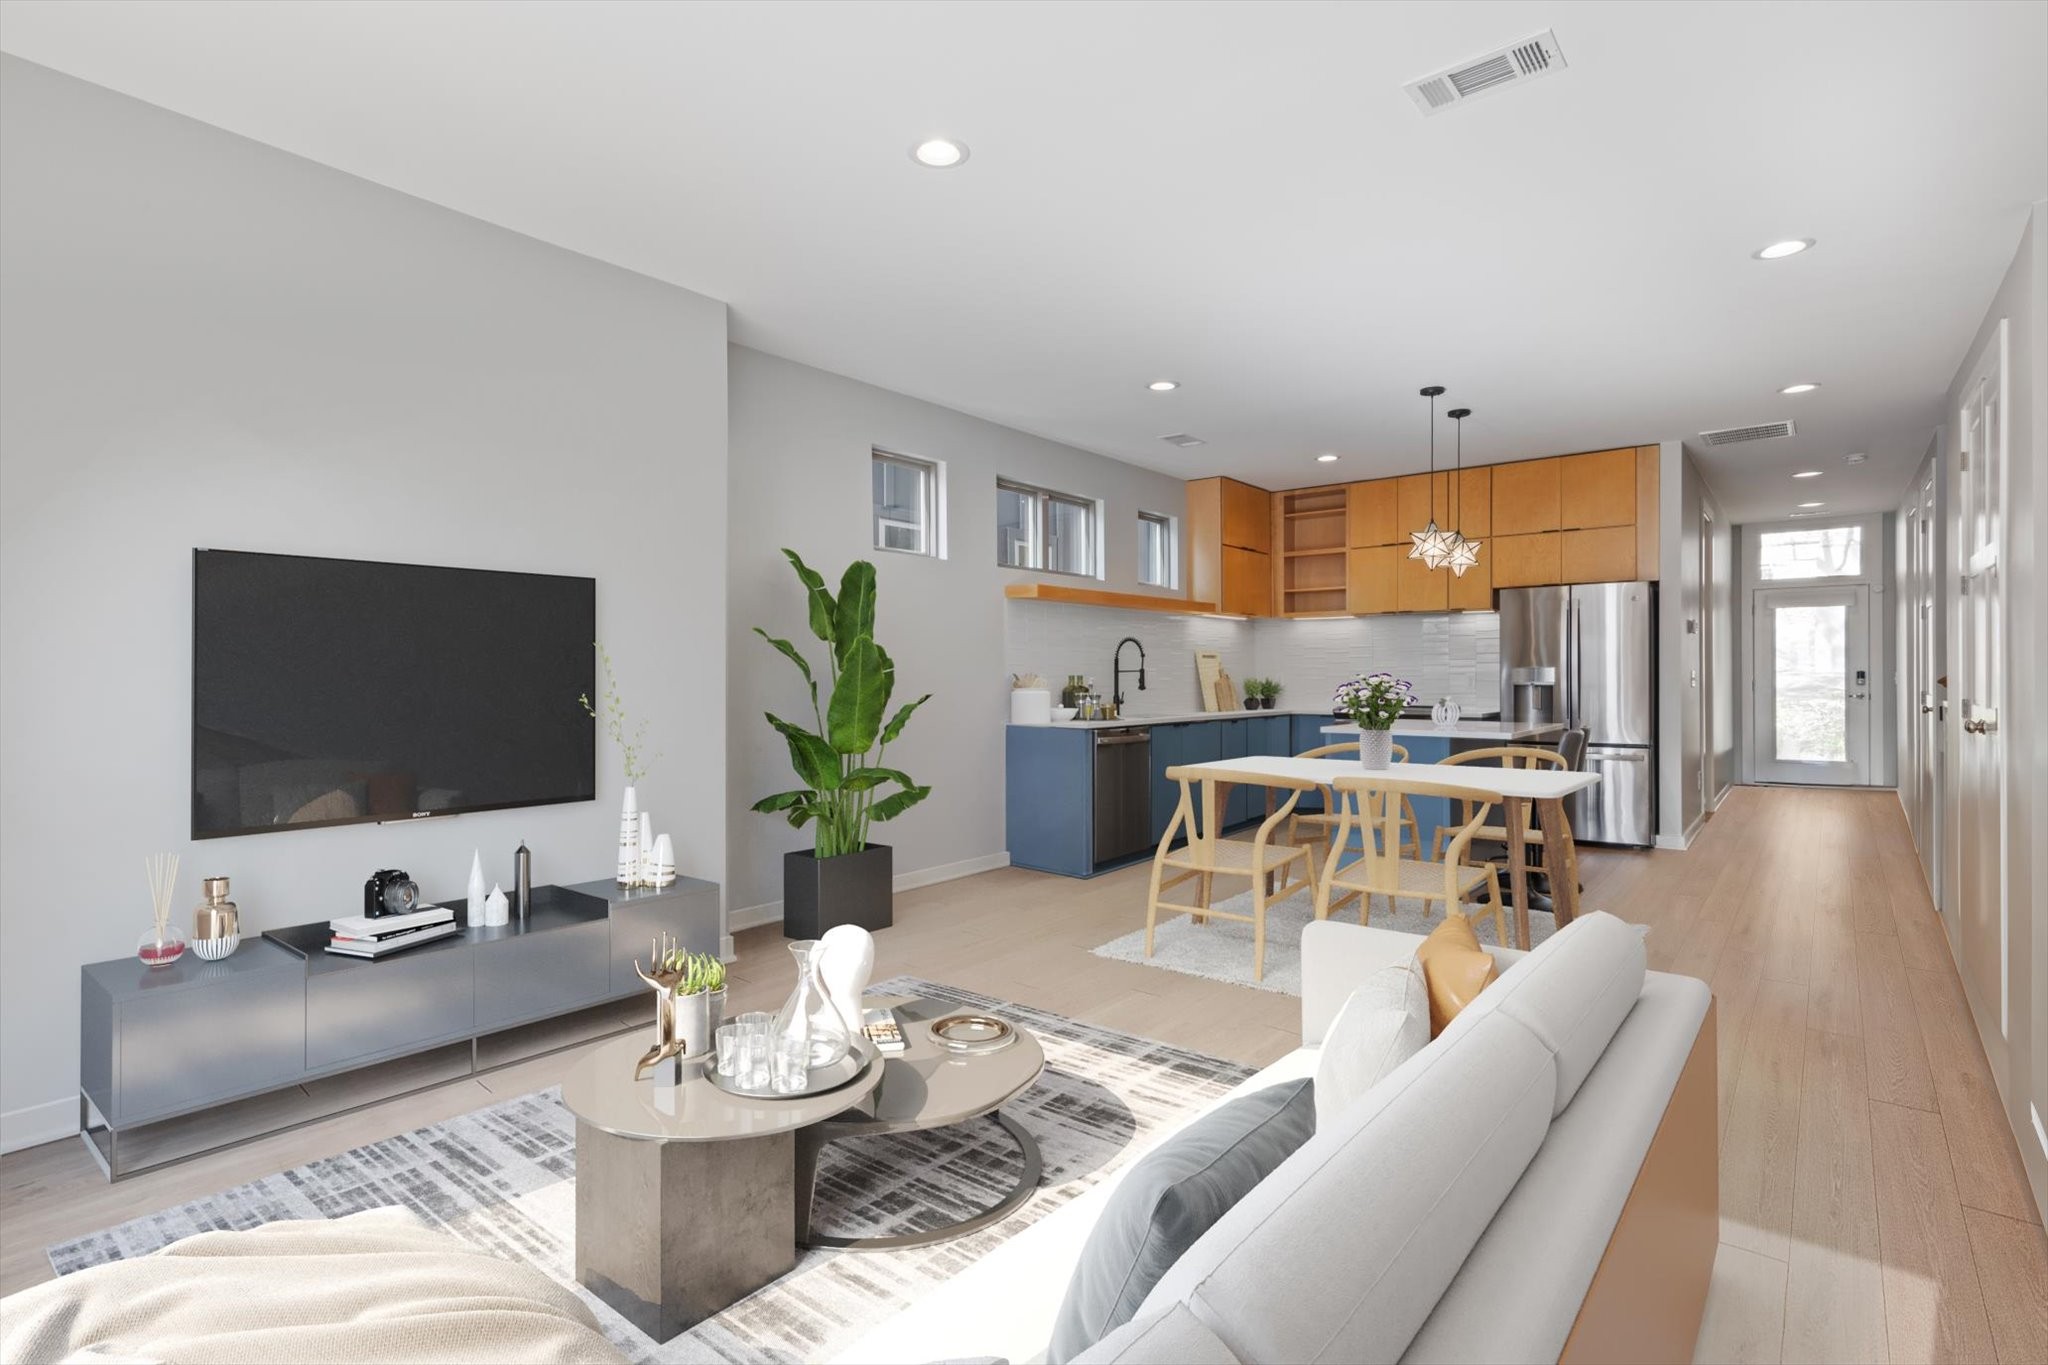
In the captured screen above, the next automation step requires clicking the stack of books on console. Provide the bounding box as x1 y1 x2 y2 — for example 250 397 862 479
325 905 459 959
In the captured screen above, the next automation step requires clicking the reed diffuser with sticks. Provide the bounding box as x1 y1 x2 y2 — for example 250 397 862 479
138 852 187 967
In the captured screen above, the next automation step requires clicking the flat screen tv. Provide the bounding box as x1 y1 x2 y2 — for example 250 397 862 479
192 549 596 839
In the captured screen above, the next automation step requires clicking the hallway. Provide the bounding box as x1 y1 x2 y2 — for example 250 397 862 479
1613 786 2048 1364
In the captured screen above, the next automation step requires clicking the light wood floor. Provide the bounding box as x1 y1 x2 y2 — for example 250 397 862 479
3 785 2043 1363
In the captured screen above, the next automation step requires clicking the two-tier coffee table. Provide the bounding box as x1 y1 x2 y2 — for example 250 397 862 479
794 995 1047 1250
561 1032 883 1340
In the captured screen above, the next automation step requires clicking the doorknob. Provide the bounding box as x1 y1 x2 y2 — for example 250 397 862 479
1964 718 1987 735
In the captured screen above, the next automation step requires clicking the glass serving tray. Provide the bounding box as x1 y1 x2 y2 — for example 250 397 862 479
707 1036 880 1101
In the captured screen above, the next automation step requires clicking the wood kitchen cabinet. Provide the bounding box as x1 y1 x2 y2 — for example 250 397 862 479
1446 552 1492 611
1189 476 1274 616
1347 479 1400 547
1221 478 1273 554
1396 548 1449 612
1452 467 1490 538
1562 527 1637 582
1491 458 1562 536
1491 532 1562 587
1559 448 1637 529
1221 545 1272 616
1395 472 1453 535
1347 544 1399 614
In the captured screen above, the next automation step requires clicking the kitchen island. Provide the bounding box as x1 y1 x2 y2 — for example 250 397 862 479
1005 710 1562 878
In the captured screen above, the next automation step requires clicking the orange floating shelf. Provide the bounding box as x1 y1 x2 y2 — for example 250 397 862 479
1004 582 1222 615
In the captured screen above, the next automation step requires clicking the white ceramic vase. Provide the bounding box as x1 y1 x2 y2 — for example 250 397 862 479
467 850 487 919
1359 728 1395 770
816 924 875 1038
617 785 640 884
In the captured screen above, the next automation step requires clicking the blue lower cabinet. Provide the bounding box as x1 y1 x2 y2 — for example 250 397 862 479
1291 713 1336 811
1398 734 1454 854
1149 724 1186 843
1006 726 1095 877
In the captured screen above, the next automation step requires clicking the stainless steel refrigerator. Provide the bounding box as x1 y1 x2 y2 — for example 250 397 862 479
1497 581 1656 847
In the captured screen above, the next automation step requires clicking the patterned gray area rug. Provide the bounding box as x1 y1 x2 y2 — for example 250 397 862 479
1093 884 1554 995
47 978 1251 1364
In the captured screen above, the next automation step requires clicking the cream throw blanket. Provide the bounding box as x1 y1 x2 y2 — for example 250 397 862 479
0 1208 626 1365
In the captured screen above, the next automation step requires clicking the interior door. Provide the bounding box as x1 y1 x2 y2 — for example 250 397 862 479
1909 469 1939 892
1752 585 1872 785
1957 320 2007 1038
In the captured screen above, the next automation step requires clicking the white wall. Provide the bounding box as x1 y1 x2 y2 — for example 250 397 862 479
1939 204 2047 1218
0 59 730 1149
1659 445 1733 841
726 345 1188 919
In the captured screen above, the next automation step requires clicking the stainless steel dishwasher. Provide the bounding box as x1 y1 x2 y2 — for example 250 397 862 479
1091 727 1152 867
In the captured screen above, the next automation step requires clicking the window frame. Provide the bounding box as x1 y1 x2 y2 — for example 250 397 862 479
996 477 1102 578
1753 521 1866 583
871 448 945 559
1137 510 1178 589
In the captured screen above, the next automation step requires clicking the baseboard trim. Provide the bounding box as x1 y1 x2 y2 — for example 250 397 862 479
1653 833 1690 851
1 1096 76 1155
729 852 1012 937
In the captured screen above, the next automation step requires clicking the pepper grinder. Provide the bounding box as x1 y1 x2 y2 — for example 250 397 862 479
514 840 532 928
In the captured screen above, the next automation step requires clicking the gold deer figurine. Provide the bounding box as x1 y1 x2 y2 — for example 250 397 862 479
633 932 688 1080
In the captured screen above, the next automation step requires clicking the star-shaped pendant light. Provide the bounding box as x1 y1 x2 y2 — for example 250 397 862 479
1409 386 1451 566
1444 406 1482 577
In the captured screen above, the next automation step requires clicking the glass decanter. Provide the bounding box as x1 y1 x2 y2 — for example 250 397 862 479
774 939 851 1070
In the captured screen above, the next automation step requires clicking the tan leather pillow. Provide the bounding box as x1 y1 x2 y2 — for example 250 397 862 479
1415 915 1498 1036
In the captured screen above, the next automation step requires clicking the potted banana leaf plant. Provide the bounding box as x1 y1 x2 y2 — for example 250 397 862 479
752 550 931 936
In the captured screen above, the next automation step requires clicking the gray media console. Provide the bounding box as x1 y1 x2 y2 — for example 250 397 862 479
78 876 718 1178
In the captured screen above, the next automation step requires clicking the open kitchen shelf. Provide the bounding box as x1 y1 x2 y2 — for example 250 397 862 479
1003 582 1221 615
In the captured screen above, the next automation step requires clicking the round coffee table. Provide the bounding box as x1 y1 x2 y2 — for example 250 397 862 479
561 1032 883 1340
796 995 1046 1251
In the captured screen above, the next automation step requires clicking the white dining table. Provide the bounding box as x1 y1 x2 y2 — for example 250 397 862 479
1166 754 1601 949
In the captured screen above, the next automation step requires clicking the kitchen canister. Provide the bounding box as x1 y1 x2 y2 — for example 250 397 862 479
1010 688 1052 725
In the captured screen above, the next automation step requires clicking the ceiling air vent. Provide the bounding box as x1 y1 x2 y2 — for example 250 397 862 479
1159 433 1207 448
1699 421 1797 447
1405 30 1567 116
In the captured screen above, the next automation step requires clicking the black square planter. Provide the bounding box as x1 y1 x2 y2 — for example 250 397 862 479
783 844 893 939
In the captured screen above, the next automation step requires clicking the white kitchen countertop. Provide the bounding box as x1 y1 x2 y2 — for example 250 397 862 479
1321 719 1565 742
1009 708 1561 743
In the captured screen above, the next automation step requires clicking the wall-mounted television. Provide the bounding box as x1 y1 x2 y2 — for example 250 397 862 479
192 550 596 839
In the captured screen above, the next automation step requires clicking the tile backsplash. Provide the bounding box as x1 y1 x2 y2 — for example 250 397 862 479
1004 600 1253 713
1002 599 1499 717
1252 613 1500 714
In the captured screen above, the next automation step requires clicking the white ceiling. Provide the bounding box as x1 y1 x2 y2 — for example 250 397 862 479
3 1 2043 521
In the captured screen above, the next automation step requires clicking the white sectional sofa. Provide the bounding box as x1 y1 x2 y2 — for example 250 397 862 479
837 911 1716 1365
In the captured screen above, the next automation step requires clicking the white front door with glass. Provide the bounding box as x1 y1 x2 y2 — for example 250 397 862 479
1752 584 1872 785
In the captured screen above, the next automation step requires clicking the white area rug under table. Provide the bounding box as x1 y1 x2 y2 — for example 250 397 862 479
1093 884 1555 995
46 977 1254 1364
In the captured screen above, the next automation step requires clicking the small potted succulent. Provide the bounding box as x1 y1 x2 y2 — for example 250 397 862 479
1334 672 1414 769
668 948 727 1059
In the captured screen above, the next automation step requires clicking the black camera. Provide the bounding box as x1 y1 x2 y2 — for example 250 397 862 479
364 869 421 919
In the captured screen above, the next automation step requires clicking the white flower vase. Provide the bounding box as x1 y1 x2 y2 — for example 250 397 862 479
816 924 875 1038
617 785 640 885
1359 728 1395 770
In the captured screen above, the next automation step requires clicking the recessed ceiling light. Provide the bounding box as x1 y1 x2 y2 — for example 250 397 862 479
1779 382 1821 395
1845 451 1868 464
1316 453 1339 463
910 138 968 168
1797 501 1826 509
1754 238 1814 260
1147 380 1179 392
1793 470 1822 479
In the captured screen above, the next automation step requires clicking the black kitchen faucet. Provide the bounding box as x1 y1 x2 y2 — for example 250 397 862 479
1113 636 1147 708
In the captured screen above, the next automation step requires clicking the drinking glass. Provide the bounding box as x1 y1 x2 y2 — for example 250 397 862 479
770 1036 810 1094
715 1024 742 1078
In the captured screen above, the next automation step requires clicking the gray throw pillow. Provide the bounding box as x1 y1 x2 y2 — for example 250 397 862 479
1047 1079 1315 1363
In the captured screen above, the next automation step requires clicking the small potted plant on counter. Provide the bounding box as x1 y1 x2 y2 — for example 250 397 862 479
1242 677 1264 710
1334 672 1414 769
752 550 932 937
1255 678 1283 710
